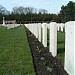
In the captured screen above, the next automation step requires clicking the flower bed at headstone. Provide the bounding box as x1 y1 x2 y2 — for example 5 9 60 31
25 28 68 75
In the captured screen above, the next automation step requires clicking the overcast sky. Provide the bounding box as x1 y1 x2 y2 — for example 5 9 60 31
0 0 75 14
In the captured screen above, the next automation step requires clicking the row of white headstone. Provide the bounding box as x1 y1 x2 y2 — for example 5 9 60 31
25 21 75 75
2 24 21 29
25 22 64 56
2 17 21 29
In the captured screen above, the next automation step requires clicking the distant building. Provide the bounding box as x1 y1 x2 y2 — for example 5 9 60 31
5 20 16 24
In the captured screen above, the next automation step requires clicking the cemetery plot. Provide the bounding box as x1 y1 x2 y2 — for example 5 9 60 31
26 27 68 75
1 21 75 75
25 22 75 75
0 26 35 75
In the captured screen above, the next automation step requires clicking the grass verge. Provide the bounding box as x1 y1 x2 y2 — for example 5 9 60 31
0 26 35 75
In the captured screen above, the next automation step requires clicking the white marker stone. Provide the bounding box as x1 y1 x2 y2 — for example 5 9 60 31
25 24 29 29
60 23 64 32
30 24 33 33
49 22 57 57
27 24 29 29
42 23 47 47
27 24 30 30
32 24 34 33
7 24 10 29
33 24 36 37
57 23 60 31
34 23 38 38
31 24 34 34
29 24 32 32
47 24 50 29
64 21 75 75
38 23 42 42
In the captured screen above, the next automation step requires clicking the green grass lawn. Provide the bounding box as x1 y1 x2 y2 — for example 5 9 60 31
0 26 35 75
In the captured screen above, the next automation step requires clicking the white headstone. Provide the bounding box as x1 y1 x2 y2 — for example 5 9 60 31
60 23 64 32
57 23 60 31
32 24 34 33
30 24 32 32
33 24 36 37
42 23 47 47
64 21 75 75
49 22 57 57
25 24 29 29
34 23 38 38
27 24 30 29
32 24 34 34
29 24 31 31
38 23 42 42
47 24 50 29
30 24 33 33
7 24 10 29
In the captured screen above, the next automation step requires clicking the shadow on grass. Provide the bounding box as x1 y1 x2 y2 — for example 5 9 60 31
57 48 65 65
57 48 65 54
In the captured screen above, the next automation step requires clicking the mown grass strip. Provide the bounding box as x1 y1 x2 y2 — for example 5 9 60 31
57 32 65 65
0 26 35 75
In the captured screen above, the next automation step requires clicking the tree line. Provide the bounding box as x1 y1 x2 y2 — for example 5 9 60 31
0 1 75 24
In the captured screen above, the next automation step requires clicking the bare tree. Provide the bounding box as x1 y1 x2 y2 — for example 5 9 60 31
12 6 37 14
0 5 10 15
12 6 25 14
38 9 48 14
